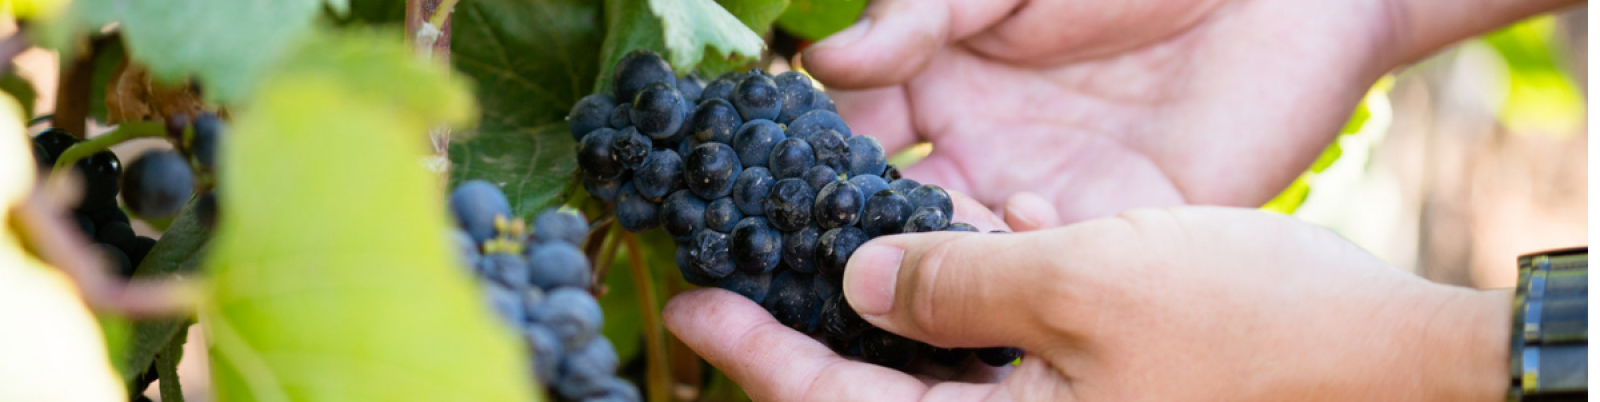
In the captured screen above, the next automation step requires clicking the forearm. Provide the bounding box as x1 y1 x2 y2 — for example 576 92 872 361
1381 0 1583 68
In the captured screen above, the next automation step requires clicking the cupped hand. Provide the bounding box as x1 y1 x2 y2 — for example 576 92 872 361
805 0 1400 223
667 202 1512 401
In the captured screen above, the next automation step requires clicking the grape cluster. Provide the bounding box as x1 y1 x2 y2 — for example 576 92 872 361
569 50 1022 370
449 180 640 402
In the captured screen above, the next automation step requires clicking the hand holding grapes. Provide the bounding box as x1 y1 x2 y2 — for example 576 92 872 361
804 0 1577 224
667 205 1513 401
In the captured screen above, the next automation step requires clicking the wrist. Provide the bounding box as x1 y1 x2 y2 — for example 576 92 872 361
1375 0 1583 70
1415 287 1512 402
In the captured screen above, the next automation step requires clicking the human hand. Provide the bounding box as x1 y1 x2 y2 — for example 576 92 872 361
804 0 1574 224
668 204 1512 401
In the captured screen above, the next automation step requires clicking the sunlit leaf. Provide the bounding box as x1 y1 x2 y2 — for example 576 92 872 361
775 0 865 41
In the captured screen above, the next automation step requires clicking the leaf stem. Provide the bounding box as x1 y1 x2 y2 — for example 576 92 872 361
589 221 620 296
622 233 671 402
427 0 462 29
51 120 166 170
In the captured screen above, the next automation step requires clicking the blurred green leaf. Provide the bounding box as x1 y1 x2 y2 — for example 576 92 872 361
599 229 679 366
1483 16 1583 135
338 0 406 26
121 196 209 392
450 0 604 219
649 0 766 73
35 0 340 103
0 68 36 119
1259 174 1310 215
775 0 866 41
204 30 534 402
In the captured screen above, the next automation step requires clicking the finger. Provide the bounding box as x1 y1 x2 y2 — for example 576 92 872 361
842 229 1071 351
946 189 1009 232
663 289 933 401
829 86 920 153
963 1 1228 66
1002 192 1061 231
803 0 1023 89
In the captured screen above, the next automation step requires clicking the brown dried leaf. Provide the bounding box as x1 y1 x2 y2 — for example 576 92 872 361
104 63 205 125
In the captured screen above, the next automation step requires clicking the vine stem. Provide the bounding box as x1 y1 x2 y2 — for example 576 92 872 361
622 233 671 402
427 0 461 29
51 120 165 170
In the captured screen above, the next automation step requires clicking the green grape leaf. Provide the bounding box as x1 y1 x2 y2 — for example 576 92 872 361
202 30 535 402
595 0 668 95
155 324 188 402
339 0 405 25
449 0 604 219
648 0 766 73
36 0 339 103
87 38 126 123
0 68 36 119
695 0 789 76
120 195 209 391
775 0 866 41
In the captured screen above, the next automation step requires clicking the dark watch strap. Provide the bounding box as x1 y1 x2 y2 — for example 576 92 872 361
1510 247 1587 401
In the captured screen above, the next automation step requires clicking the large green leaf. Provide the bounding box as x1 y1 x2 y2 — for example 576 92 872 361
775 0 866 41
36 0 338 103
695 0 789 76
449 0 604 219
649 0 766 73
155 325 188 402
203 30 534 402
121 195 210 390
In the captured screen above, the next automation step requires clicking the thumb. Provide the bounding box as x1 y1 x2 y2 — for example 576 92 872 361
841 229 1069 351
802 0 1022 89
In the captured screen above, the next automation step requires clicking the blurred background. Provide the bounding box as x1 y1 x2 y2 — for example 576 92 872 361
3 5 1588 402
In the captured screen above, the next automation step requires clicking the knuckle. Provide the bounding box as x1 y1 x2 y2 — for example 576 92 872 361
907 235 966 335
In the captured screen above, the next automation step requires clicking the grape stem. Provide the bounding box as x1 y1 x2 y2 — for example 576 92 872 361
51 120 165 170
426 0 460 29
622 233 672 402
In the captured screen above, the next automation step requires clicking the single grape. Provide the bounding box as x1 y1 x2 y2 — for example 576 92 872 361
684 143 742 199
608 127 652 171
95 243 134 277
608 103 633 129
450 180 512 243
567 93 616 141
75 150 121 211
848 174 890 200
480 252 532 291
703 197 743 233
531 288 605 350
731 119 784 168
33 128 77 160
583 174 627 202
610 49 674 103
121 150 195 220
772 71 815 125
95 221 136 253
730 167 776 217
780 225 820 274
802 165 838 192
677 247 719 286
584 377 642 402
578 128 626 181
906 185 955 219
903 207 950 233
808 129 851 173
615 183 661 232
676 73 706 102
815 226 868 283
821 293 870 339
73 212 95 238
660 190 708 240
699 72 745 103
717 270 773 304
729 217 781 274
629 82 687 140
523 325 564 383
860 328 917 369
764 270 821 332
526 242 592 290
731 74 781 121
947 222 979 232
767 138 815 179
813 178 863 229
861 190 914 237
786 109 851 140
689 99 742 144
846 135 887 177
687 229 735 280
486 281 526 323
631 149 683 202
888 178 921 195
556 337 620 399
191 112 222 171
765 178 814 232
532 209 589 247
811 88 837 113
452 229 481 269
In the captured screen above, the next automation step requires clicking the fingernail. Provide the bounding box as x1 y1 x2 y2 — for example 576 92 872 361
843 243 902 316
812 18 872 50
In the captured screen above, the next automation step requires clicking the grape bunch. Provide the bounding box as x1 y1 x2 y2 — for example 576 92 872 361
448 180 640 402
27 113 227 277
569 50 1022 370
